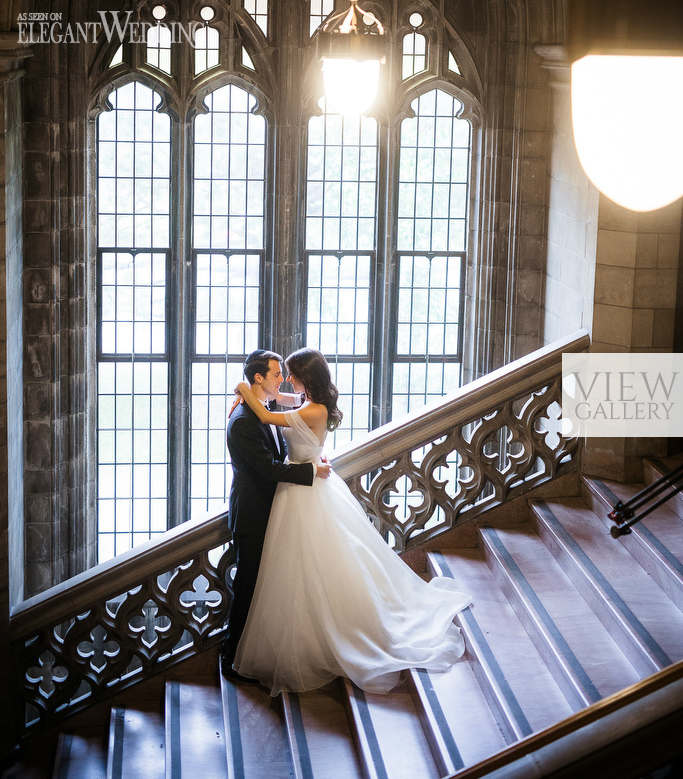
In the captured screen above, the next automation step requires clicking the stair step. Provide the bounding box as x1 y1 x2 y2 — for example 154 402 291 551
164 681 227 778
408 664 507 774
643 457 683 517
281 683 362 779
480 525 640 711
531 499 683 676
106 707 164 779
583 476 683 610
52 733 106 779
427 550 572 739
343 678 440 779
219 670 291 779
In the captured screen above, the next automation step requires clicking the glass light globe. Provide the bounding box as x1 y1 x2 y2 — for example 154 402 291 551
321 58 380 116
571 55 683 212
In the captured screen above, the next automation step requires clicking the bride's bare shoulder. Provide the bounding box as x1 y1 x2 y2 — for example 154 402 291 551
297 402 328 422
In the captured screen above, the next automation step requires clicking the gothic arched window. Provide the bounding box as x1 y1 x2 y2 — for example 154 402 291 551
92 1 479 562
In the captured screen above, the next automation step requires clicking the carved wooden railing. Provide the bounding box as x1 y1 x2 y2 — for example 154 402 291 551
9 330 589 735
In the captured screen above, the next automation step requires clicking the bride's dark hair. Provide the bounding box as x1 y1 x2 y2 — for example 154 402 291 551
285 348 343 431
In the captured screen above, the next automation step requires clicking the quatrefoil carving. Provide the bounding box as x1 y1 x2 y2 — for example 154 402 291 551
26 650 68 699
128 600 172 648
179 574 222 624
77 624 120 674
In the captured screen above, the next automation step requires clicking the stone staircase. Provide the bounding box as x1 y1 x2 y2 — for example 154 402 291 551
19 459 683 777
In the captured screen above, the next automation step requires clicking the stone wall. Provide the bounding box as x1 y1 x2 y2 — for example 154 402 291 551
22 2 89 597
543 70 598 343
583 195 682 481
0 30 31 759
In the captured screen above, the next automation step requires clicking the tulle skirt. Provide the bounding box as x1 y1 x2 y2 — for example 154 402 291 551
233 470 471 696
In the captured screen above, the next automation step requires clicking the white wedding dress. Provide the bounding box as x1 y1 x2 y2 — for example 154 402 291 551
233 409 471 695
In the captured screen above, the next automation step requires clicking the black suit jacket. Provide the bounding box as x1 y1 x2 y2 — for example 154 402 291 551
226 403 314 538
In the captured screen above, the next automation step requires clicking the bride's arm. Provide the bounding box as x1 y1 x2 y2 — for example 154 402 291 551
275 390 304 407
235 382 292 427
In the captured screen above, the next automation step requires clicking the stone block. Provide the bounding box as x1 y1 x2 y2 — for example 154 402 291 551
596 229 637 267
23 201 51 233
520 158 547 205
24 469 52 494
23 122 52 152
524 87 550 131
522 130 548 158
24 305 51 336
515 304 542 336
26 522 52 562
636 199 682 234
657 234 680 269
24 421 52 470
653 308 676 349
635 233 658 268
23 335 52 380
25 152 51 199
594 265 635 307
25 562 53 598
23 78 52 122
518 235 545 269
24 270 52 303
598 195 638 232
517 269 543 303
592 303 633 346
520 204 545 235
513 333 543 360
633 269 677 308
590 341 629 353
24 382 50 418
24 232 52 267
630 309 654 348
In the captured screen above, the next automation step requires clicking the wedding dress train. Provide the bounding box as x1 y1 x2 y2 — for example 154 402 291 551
233 409 471 695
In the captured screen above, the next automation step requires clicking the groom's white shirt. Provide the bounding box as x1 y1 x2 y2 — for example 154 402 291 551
259 399 280 454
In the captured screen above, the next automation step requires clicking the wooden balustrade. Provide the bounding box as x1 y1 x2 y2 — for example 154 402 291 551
9 330 589 735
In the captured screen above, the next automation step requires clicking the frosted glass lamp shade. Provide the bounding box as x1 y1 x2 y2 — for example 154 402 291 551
571 55 683 211
321 57 380 116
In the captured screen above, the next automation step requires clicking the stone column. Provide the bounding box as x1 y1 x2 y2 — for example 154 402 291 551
0 30 31 762
269 2 307 360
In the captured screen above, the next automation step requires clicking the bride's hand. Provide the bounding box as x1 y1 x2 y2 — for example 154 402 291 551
234 381 250 396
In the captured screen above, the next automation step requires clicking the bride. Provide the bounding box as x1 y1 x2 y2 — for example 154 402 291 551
232 347 471 696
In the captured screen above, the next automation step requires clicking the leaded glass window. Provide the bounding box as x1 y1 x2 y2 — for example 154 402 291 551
305 112 377 448
402 13 427 79
194 11 220 75
190 84 267 519
146 7 172 75
387 88 471 540
94 1 477 564
393 88 469 410
244 0 268 37
97 81 171 562
310 0 334 36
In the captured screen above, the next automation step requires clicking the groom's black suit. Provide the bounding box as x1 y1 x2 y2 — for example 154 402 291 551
223 402 314 664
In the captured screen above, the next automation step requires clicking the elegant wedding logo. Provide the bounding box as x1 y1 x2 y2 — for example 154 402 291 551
17 11 202 46
562 353 683 437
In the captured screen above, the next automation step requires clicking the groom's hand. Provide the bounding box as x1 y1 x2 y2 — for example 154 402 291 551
316 462 331 479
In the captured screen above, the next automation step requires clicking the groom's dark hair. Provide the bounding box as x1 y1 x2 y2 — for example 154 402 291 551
243 349 283 384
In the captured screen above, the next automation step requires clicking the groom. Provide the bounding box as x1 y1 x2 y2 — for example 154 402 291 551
220 349 330 679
